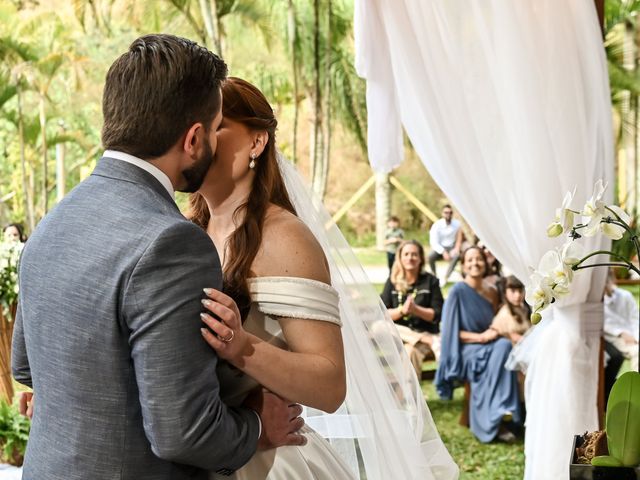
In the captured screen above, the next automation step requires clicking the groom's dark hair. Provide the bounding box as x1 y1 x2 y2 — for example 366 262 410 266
101 34 227 159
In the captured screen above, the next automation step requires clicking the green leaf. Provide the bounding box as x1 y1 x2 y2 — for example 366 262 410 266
592 455 624 467
605 371 640 467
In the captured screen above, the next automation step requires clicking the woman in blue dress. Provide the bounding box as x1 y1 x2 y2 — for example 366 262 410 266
435 245 521 443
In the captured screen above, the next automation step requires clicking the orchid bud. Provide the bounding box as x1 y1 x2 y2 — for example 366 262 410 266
546 222 563 238
531 312 542 325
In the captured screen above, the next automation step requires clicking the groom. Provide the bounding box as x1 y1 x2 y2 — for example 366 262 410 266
12 34 304 479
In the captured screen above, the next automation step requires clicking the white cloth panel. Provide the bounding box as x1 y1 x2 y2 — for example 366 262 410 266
277 155 459 480
355 1 614 478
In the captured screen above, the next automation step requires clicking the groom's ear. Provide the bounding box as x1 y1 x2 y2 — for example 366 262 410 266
183 122 205 156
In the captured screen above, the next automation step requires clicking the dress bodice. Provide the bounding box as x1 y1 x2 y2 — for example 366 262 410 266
217 276 340 406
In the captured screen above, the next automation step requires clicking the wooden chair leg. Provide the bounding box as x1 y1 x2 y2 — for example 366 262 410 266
459 382 471 427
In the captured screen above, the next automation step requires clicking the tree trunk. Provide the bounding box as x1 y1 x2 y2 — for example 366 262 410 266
56 140 66 203
39 95 49 215
375 172 391 250
624 20 637 211
310 0 323 197
318 0 331 199
16 87 33 232
287 0 299 164
635 17 640 214
198 0 217 52
0 303 17 403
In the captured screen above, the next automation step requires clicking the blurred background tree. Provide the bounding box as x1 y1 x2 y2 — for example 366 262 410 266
0 0 500 245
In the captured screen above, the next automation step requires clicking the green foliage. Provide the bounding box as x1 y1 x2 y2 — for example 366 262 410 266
596 371 640 467
0 242 22 317
591 455 624 467
611 209 639 278
0 399 30 466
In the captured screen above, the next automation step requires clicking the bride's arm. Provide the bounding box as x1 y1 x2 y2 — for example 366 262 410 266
200 218 347 413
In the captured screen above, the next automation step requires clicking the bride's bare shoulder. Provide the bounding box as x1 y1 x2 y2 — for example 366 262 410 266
253 206 330 283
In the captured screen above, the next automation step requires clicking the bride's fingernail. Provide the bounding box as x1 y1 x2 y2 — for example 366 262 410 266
200 313 209 321
201 299 212 307
200 328 209 336
203 288 214 296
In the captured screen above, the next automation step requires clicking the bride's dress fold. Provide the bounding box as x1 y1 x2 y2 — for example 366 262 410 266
210 277 356 480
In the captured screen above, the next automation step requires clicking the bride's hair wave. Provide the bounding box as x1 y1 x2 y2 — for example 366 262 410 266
188 77 296 318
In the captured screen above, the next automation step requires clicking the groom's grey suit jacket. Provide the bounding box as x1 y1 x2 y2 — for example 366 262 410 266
12 156 259 479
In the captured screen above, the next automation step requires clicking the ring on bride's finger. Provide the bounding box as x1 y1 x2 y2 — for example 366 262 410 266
220 330 235 343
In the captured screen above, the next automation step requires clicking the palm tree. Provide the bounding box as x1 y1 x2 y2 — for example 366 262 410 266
166 0 269 56
287 0 300 164
605 0 640 210
0 36 38 229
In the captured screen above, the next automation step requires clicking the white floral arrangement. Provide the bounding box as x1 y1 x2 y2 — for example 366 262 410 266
0 242 23 319
526 180 638 324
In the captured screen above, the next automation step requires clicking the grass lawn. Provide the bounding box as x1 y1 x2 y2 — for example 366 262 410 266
353 247 386 267
421 375 525 479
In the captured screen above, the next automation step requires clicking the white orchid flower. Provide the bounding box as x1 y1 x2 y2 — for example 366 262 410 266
525 271 555 313
583 180 607 218
601 222 626 240
582 180 608 237
560 241 584 267
607 204 632 225
597 204 632 240
547 188 577 237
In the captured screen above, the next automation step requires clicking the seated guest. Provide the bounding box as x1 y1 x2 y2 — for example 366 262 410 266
381 240 443 379
604 271 639 372
435 246 521 443
490 275 531 344
428 204 462 286
3 223 27 244
604 340 624 408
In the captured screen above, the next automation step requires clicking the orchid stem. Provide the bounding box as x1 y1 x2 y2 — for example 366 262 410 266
572 250 640 275
572 262 634 271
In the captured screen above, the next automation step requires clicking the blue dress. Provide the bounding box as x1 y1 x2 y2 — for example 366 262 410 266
435 282 521 443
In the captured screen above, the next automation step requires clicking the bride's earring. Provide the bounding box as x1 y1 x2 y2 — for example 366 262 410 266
249 152 257 169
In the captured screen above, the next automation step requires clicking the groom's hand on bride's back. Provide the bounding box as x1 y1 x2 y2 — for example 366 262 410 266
244 388 307 450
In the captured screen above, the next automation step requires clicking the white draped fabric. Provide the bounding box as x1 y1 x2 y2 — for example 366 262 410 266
354 1 614 479
277 156 459 480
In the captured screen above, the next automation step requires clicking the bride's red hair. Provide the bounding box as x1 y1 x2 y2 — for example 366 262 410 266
188 77 296 318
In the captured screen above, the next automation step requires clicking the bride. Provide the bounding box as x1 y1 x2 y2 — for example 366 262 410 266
190 77 459 480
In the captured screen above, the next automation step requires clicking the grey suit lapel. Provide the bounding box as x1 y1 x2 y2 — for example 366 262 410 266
92 156 178 209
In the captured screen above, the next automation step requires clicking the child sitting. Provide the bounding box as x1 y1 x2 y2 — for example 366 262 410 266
491 275 531 344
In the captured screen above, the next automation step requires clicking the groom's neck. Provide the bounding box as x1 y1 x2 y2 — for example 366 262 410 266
146 150 184 191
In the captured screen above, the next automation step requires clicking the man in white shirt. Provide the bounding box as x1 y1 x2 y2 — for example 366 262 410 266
604 275 639 372
428 205 462 285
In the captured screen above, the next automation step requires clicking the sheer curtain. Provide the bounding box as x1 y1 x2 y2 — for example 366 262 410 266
354 1 614 479
277 155 459 480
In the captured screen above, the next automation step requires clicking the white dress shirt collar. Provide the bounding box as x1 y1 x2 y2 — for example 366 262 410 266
103 150 175 200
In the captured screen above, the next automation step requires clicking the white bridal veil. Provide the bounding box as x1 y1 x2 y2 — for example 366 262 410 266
277 154 459 480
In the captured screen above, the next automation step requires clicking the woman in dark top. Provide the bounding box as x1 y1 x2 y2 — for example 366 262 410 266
381 240 443 378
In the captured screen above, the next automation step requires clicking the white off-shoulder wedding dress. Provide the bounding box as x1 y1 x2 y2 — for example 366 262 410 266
210 276 357 480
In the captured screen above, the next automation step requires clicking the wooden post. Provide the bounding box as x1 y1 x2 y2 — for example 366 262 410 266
329 175 376 227
389 176 439 223
0 304 16 403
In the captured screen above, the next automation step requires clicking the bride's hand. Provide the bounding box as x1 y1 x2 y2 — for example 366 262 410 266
199 288 249 364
